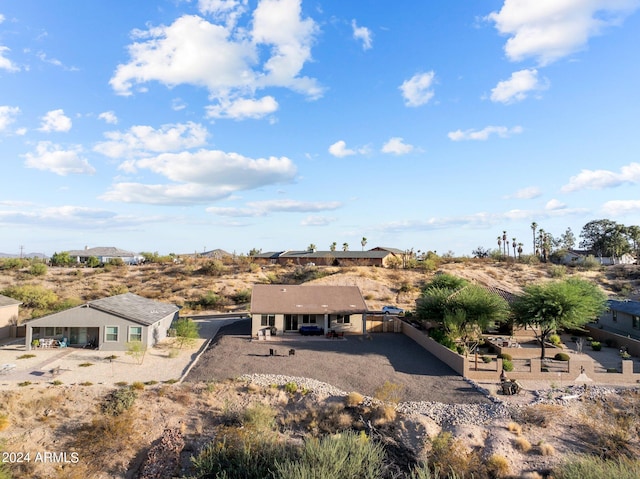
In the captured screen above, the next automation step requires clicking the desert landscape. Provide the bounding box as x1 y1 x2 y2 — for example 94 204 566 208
0 258 639 478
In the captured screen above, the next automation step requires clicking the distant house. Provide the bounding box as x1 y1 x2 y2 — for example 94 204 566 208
560 249 635 266
597 300 640 338
0 295 21 340
65 246 144 265
251 247 405 268
24 293 180 351
250 284 368 337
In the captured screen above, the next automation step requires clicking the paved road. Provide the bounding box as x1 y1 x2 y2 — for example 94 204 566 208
186 319 490 404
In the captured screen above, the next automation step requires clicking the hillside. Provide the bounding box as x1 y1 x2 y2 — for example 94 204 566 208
0 258 634 322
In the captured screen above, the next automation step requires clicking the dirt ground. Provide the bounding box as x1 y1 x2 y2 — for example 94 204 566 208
186 319 491 404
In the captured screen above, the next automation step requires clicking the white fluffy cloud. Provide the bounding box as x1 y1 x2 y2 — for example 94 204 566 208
98 111 118 124
328 140 356 158
94 122 209 159
207 199 341 217
602 200 640 216
102 150 297 205
0 16 19 73
448 125 523 141
381 137 414 155
399 71 436 107
490 69 547 104
110 0 322 119
0 106 20 132
561 162 640 192
545 199 566 210
206 95 278 120
38 109 72 132
487 0 640 65
301 215 335 226
23 141 95 176
352 20 373 50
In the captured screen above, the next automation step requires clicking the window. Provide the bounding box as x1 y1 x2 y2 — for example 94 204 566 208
105 326 119 342
129 326 142 342
261 314 275 327
309 315 317 324
337 314 350 324
633 316 640 330
302 314 310 323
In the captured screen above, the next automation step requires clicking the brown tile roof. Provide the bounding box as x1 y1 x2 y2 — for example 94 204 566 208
251 284 367 314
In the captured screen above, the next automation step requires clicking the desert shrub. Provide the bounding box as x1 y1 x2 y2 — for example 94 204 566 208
200 259 227 276
275 431 386 479
191 427 293 479
502 359 514 372
242 403 276 433
373 381 403 404
17 354 35 359
591 341 602 351
231 288 252 304
428 328 457 351
101 387 138 416
71 410 141 475
515 436 532 452
173 318 200 348
79 362 93 367
507 422 522 435
548 333 562 345
126 341 147 365
554 352 570 361
18 381 31 387
0 414 8 431
1 284 58 309
539 442 555 456
80 381 93 386
0 258 29 270
284 382 298 394
51 380 63 386
429 431 483 477
482 355 492 363
554 455 640 479
498 353 512 361
373 404 397 425
486 454 510 478
29 262 47 276
131 381 145 390
109 284 128 296
549 265 566 278
346 392 364 407
517 405 563 428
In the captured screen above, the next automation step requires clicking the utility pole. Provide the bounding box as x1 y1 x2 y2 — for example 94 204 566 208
19 245 24 259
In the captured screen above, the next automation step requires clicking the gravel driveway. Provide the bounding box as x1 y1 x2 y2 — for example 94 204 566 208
186 319 490 404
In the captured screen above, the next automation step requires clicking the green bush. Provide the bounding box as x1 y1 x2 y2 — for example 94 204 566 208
591 341 602 351
101 387 138 416
30 262 47 276
1 284 58 309
275 431 386 479
498 353 512 361
482 355 492 363
549 333 562 345
502 359 514 372
284 382 298 394
555 352 570 361
555 455 640 479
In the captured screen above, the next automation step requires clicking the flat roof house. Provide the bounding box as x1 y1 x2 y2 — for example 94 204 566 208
250 284 368 338
24 293 180 351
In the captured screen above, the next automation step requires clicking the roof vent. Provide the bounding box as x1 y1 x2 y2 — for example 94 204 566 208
281 288 287 292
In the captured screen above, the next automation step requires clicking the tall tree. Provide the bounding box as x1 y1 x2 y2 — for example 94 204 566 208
511 278 607 359
329 242 337 252
342 242 349 251
626 225 640 259
517 243 523 259
361 237 367 251
307 243 316 252
579 219 630 258
497 236 502 256
560 227 576 250
502 231 508 257
512 238 517 258
531 222 538 255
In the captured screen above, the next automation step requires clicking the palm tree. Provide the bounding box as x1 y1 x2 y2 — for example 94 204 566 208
512 238 517 258
330 242 337 252
342 242 349 252
307 243 316 252
531 222 538 255
497 236 502 256
361 237 367 251
502 231 508 257
517 242 523 260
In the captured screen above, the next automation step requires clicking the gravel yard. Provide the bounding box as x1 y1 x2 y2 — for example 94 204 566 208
186 319 491 404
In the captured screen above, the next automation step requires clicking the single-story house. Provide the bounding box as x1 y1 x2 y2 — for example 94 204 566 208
24 293 180 351
559 249 635 266
596 299 640 338
252 247 404 267
0 295 21 340
250 284 368 337
65 246 145 265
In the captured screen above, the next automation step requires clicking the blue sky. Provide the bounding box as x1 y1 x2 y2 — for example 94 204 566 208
1 0 640 257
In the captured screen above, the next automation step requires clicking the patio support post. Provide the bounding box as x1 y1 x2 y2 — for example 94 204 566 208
324 314 329 333
25 326 33 351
